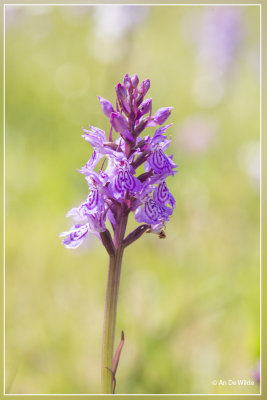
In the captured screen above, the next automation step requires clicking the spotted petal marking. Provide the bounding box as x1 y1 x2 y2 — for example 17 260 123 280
153 182 169 204
153 181 176 209
83 188 104 213
60 224 89 249
148 148 174 174
135 197 172 226
70 224 88 241
88 188 99 209
123 171 137 191
144 199 161 223
112 169 142 199
144 198 171 223
114 170 125 194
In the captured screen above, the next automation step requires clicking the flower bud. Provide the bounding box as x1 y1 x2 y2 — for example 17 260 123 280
139 98 152 115
98 96 114 118
116 83 127 100
131 74 139 88
138 79 150 96
110 112 134 143
149 107 173 126
123 74 132 90
110 112 127 133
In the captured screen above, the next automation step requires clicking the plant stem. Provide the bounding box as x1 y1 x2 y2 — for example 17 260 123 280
101 210 128 394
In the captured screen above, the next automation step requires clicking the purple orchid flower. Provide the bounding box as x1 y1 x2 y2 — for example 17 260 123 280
135 196 172 225
110 165 142 201
60 74 176 248
60 74 177 394
153 181 176 210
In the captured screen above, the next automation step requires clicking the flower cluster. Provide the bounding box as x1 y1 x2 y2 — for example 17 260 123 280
60 74 177 250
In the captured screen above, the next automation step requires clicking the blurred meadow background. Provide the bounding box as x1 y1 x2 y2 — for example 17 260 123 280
5 4 260 395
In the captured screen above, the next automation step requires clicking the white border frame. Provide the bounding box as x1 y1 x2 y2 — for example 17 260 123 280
3 2 262 396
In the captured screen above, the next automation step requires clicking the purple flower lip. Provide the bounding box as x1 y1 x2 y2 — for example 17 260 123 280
135 197 172 226
153 181 176 210
147 148 176 175
110 169 142 200
59 223 89 249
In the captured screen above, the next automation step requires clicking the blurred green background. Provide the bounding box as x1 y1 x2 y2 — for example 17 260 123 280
5 5 260 395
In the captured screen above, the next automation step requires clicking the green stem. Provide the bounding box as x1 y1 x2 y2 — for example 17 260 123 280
101 211 128 394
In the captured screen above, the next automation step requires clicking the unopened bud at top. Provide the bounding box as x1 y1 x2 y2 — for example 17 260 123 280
116 83 128 101
131 74 139 88
98 96 114 118
123 74 132 90
138 79 150 96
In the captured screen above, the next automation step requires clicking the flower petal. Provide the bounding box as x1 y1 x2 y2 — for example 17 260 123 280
59 224 89 249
